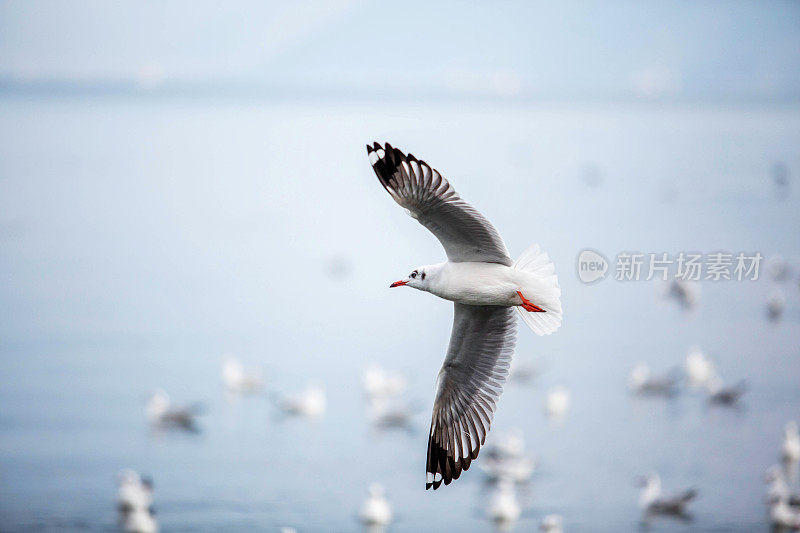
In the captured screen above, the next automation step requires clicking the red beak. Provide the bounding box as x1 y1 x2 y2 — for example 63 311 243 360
390 280 408 288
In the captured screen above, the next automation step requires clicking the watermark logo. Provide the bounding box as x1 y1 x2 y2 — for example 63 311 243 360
577 249 609 284
576 249 763 284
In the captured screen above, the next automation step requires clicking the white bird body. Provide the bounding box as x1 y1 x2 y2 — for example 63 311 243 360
488 481 521 523
481 455 536 483
784 422 800 463
397 247 562 339
482 430 535 482
638 473 696 515
492 430 526 459
685 346 715 388
118 484 152 512
222 357 264 393
278 386 327 418
117 470 152 512
769 476 791 503
545 386 571 418
705 376 746 405
771 497 800 529
766 466 800 505
146 390 198 429
368 396 414 429
420 261 556 309
146 390 170 424
362 365 407 399
123 507 158 533
639 475 661 509
359 484 392 526
629 364 678 396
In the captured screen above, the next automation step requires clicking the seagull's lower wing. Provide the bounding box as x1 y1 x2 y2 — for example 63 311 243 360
426 303 517 489
367 142 512 266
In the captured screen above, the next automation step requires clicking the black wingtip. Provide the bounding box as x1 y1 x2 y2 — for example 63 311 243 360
367 141 406 193
426 429 477 491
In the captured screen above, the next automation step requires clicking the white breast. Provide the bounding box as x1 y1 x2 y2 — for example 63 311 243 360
430 262 520 306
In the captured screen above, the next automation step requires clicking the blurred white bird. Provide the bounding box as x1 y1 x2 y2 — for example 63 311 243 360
367 396 415 430
117 470 153 513
362 364 407 399
123 507 158 533
275 386 327 418
146 390 200 430
766 465 800 506
488 480 521 523
116 469 157 532
481 454 536 484
685 346 715 389
540 514 564 533
545 386 571 418
482 430 536 483
767 291 786 322
663 279 699 311
628 364 679 397
279 528 297 533
488 430 526 459
706 376 746 406
771 496 800 529
359 483 392 527
637 472 696 516
507 357 538 385
222 356 264 393
784 422 800 463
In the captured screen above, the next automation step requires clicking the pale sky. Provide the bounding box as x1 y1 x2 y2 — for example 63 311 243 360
1 0 799 101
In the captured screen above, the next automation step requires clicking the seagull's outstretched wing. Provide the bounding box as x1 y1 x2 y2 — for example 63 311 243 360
426 303 517 489
367 142 512 265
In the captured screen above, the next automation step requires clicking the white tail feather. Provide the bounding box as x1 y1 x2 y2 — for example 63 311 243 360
513 244 562 336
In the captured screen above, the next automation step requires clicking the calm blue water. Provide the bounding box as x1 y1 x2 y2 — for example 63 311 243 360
1 97 799 531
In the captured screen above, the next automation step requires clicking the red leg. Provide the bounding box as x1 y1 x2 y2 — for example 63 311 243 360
516 290 546 312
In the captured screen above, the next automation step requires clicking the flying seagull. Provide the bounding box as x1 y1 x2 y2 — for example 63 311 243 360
366 142 562 489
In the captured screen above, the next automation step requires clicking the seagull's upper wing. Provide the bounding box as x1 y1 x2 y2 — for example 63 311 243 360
426 303 517 489
367 142 512 265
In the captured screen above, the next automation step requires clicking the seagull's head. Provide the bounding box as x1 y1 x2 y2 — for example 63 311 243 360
390 267 430 290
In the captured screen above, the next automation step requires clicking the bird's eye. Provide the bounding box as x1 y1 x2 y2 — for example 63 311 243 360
411 271 417 278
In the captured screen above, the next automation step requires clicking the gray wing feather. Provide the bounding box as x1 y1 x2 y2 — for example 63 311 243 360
426 303 517 489
367 142 512 265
